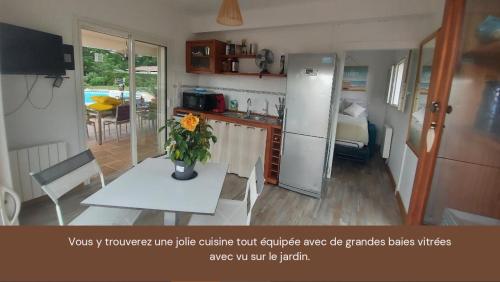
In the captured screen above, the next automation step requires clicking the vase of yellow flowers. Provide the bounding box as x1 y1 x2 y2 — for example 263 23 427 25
159 113 217 180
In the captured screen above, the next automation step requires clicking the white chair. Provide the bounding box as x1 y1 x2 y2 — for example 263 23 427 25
0 186 21 226
255 156 264 194
188 157 264 226
31 150 141 226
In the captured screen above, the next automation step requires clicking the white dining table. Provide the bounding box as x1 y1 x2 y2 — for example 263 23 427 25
81 157 228 225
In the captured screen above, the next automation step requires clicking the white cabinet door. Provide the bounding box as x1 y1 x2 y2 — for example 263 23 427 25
207 120 218 163
227 123 243 174
238 126 267 177
208 119 266 178
208 120 223 164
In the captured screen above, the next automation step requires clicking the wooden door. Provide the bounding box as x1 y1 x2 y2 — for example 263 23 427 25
408 0 500 224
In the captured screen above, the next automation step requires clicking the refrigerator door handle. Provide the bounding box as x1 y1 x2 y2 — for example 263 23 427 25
280 131 286 157
283 108 288 132
280 108 287 156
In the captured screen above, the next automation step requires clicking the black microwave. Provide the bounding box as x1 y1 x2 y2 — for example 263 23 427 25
182 90 217 111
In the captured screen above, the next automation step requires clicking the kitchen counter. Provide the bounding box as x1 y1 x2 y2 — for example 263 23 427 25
173 107 282 129
173 107 283 185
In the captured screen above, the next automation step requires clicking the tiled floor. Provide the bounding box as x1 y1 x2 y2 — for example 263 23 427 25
86 122 160 177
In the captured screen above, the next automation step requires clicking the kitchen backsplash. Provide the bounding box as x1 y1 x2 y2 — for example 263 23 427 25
180 75 287 116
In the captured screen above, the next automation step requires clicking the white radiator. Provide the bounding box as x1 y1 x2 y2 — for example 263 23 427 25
9 142 67 202
381 125 393 159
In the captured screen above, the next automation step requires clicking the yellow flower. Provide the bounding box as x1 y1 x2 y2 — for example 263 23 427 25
180 113 199 132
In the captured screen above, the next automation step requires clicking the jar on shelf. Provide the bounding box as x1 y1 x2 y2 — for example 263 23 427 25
222 59 231 72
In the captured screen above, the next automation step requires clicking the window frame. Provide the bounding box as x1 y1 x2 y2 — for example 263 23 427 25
386 54 411 111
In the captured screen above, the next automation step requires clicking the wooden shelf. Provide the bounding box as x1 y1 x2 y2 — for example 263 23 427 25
220 72 287 78
221 54 256 59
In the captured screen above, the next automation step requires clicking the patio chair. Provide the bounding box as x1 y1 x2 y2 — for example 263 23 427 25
188 157 264 226
30 150 141 226
0 186 21 226
138 102 157 130
86 110 97 141
103 104 130 142
139 108 157 130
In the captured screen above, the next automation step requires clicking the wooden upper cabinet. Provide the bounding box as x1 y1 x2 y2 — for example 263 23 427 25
186 40 225 74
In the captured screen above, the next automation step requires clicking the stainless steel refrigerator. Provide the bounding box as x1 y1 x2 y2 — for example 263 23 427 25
279 53 336 198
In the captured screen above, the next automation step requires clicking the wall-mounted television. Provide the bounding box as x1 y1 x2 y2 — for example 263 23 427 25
0 22 65 76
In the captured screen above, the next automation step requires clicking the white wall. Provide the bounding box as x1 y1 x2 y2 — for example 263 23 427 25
0 0 193 157
188 16 437 116
383 48 420 186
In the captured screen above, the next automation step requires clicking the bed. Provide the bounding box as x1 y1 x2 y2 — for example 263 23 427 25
334 96 376 162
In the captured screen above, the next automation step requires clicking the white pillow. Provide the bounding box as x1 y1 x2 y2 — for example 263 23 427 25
343 102 366 118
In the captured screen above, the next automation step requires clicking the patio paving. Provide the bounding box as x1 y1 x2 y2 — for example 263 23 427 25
87 122 160 177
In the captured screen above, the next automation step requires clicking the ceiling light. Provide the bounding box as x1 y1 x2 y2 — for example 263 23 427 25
216 0 243 26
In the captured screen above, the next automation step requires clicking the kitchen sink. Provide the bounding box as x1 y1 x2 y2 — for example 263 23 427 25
222 112 244 118
245 115 265 121
222 112 269 122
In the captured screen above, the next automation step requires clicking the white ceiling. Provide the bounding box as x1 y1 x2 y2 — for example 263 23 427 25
166 0 442 33
169 0 322 16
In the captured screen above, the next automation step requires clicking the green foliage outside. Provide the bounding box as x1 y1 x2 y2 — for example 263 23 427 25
83 47 158 95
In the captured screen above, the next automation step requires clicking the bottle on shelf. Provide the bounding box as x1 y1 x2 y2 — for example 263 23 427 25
231 58 239 73
222 59 231 72
225 41 231 56
229 43 236 55
241 39 247 55
279 55 286 75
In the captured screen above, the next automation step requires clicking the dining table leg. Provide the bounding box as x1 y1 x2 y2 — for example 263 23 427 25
164 211 178 225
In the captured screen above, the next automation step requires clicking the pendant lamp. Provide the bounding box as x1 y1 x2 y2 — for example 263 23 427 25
216 0 243 26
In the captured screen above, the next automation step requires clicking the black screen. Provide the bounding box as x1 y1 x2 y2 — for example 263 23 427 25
0 23 65 75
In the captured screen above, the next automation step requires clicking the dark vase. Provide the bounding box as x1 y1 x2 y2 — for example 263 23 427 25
173 160 196 180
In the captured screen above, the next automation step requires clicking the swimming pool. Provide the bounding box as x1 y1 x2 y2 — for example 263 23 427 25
84 89 130 105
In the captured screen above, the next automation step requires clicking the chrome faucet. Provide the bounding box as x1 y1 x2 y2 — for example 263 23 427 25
246 98 252 118
263 99 269 116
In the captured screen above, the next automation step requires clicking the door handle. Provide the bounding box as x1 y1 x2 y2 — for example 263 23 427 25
1 188 21 225
430 101 440 113
446 105 453 114
426 122 437 153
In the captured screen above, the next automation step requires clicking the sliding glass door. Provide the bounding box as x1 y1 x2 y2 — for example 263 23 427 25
133 41 164 162
79 26 166 178
80 28 132 177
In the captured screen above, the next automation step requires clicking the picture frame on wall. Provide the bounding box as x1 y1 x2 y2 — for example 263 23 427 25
342 66 368 92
